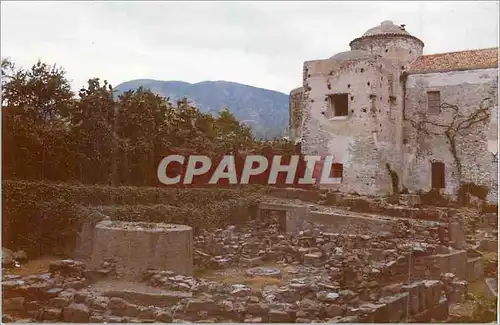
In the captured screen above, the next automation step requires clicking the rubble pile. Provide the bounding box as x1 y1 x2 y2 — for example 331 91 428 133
3 214 470 323
3 257 468 323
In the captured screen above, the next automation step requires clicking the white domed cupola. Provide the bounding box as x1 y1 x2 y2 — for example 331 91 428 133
349 20 424 65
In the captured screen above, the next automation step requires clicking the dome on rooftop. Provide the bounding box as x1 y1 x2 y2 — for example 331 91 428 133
329 50 373 61
362 20 410 37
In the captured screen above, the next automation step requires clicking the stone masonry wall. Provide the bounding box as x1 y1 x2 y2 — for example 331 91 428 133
300 55 404 196
350 35 424 67
403 68 498 203
289 87 304 143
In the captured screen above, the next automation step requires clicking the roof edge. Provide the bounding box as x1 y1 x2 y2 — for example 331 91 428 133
349 33 425 48
407 65 499 75
417 47 499 58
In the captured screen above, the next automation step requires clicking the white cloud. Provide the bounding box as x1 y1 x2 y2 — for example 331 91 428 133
1 1 498 94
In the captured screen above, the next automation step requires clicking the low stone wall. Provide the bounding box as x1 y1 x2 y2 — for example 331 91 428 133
303 211 394 234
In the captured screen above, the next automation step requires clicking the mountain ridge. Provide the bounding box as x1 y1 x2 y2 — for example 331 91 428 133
113 79 290 139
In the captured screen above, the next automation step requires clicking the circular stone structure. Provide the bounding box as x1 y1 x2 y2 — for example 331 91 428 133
89 220 193 280
245 267 282 279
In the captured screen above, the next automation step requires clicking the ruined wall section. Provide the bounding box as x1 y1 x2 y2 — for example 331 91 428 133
289 87 304 144
350 35 424 67
301 55 403 196
403 68 498 203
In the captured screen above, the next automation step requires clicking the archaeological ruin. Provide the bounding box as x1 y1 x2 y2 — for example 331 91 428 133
289 20 498 204
2 184 498 323
2 19 498 325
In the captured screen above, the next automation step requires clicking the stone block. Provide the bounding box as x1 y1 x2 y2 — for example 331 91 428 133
423 280 442 308
87 221 193 280
430 297 449 322
480 238 498 252
400 194 421 207
484 277 498 297
258 202 307 234
304 252 323 267
402 281 425 315
63 303 90 323
466 256 484 282
447 280 468 303
378 292 409 322
449 221 466 250
102 289 192 307
430 250 467 279
240 256 264 267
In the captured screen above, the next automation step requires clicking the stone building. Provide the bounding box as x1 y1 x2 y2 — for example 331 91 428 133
289 20 498 203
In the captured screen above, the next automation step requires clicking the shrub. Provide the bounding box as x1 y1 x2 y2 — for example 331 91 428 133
467 293 497 323
3 180 268 206
97 196 262 233
2 181 267 257
2 198 84 257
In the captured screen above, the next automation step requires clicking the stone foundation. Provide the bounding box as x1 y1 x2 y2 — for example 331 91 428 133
86 220 193 280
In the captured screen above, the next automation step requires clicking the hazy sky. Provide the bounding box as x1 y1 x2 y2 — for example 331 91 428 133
1 1 498 94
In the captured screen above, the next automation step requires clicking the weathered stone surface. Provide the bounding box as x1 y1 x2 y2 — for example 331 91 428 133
86 221 194 280
246 267 282 279
2 203 480 324
291 20 498 204
3 297 25 312
63 303 90 323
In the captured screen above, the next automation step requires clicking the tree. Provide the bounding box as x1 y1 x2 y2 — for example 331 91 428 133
2 60 74 124
71 78 116 183
2 60 76 181
409 97 494 204
1 57 15 89
213 108 253 154
116 87 170 185
2 58 297 186
410 98 493 182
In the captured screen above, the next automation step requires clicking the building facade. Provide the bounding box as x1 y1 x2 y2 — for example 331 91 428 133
290 20 498 203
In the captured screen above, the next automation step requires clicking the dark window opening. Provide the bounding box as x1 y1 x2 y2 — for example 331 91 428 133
347 84 351 88
367 82 371 86
431 162 445 189
350 96 354 100
327 94 349 117
330 163 343 179
427 91 441 114
360 68 364 73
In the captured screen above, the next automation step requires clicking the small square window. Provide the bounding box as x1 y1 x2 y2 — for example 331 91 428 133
327 94 349 117
427 91 441 114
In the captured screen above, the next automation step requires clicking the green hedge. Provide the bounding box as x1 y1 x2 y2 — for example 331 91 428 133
2 181 267 257
96 197 262 232
3 180 269 206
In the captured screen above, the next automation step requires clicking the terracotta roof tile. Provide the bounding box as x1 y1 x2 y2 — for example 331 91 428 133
407 48 498 74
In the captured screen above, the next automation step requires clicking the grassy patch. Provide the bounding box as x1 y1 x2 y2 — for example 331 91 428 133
480 251 498 262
